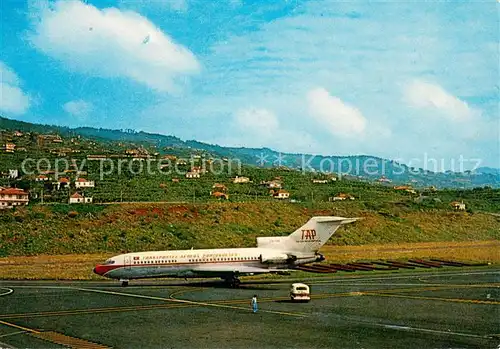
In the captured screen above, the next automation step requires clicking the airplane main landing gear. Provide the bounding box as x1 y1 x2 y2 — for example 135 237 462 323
223 276 241 288
120 279 129 287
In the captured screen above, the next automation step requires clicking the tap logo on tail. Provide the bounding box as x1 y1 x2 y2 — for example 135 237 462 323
301 229 317 240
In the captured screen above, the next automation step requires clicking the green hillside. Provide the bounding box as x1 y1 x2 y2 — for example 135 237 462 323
0 201 499 257
1 116 499 188
0 116 499 258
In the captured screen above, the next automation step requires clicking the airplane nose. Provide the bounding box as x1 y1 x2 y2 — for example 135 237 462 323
93 265 105 276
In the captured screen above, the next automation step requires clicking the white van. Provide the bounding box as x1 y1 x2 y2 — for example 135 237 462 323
290 283 310 302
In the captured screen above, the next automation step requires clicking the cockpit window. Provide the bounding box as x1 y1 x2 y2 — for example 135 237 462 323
103 259 115 265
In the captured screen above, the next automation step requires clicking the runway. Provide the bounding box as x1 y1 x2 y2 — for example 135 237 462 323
0 268 499 348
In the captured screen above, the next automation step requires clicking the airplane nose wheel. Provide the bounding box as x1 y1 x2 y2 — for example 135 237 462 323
120 280 129 287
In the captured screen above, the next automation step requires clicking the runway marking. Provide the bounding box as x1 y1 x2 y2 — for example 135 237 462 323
0 288 13 297
31 331 111 349
380 324 492 339
75 287 308 318
363 292 500 305
0 331 26 338
370 283 499 293
322 315 497 341
168 287 205 300
0 340 17 349
0 320 39 334
0 315 111 348
0 303 194 320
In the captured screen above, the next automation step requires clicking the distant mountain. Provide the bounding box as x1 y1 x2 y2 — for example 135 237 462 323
1 116 498 188
475 167 500 176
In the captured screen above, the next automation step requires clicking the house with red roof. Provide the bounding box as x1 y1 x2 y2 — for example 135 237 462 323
273 189 290 199
0 187 29 209
3 143 16 153
69 192 93 204
75 178 95 188
35 175 49 182
55 177 70 190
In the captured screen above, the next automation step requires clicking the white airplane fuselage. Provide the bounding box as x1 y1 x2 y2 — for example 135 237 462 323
94 247 319 280
94 216 358 283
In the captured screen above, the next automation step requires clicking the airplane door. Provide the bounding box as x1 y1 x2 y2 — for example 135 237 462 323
124 255 131 269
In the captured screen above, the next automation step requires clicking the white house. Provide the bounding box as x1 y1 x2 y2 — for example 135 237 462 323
69 192 93 204
233 176 250 184
273 189 290 199
185 171 200 179
0 187 29 209
75 178 95 188
450 201 466 211
267 180 282 189
329 193 355 201
378 176 392 183
312 179 328 184
35 175 49 182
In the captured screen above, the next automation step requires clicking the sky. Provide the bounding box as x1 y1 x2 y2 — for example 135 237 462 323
0 0 498 170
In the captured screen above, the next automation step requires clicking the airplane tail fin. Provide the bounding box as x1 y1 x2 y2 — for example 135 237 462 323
257 216 359 253
285 216 358 253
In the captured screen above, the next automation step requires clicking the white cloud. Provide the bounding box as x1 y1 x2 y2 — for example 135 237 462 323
234 108 279 134
231 107 280 147
28 0 200 93
307 87 367 138
226 107 319 153
63 99 93 118
405 80 477 121
0 62 31 114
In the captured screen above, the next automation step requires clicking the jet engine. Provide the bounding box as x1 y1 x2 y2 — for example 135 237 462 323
259 252 292 264
291 253 325 265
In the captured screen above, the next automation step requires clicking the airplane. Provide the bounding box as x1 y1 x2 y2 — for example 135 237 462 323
93 216 358 287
